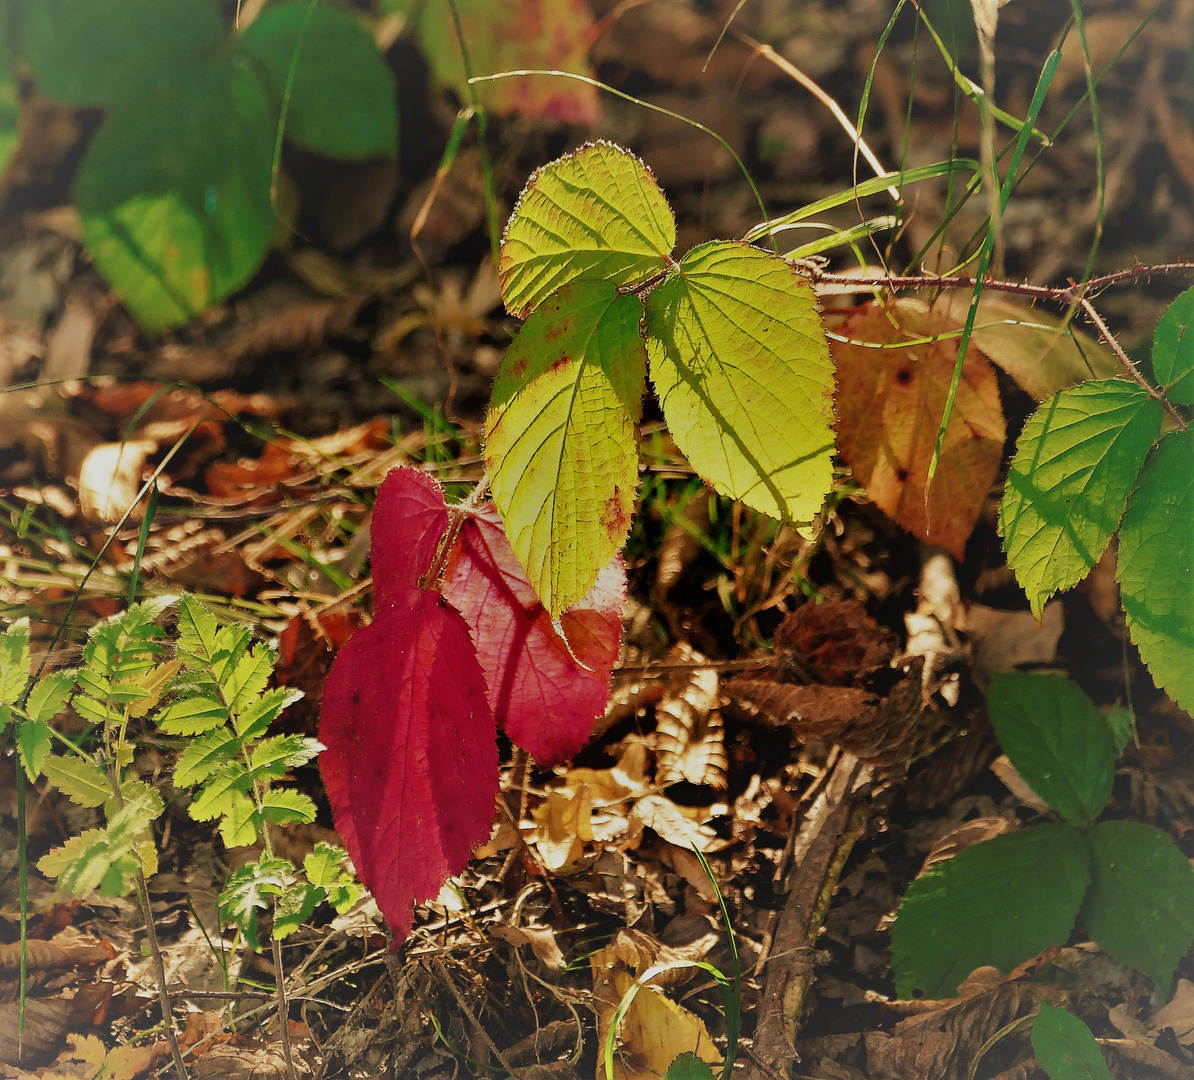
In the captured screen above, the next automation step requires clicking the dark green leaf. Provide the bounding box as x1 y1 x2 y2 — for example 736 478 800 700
0 11 17 179
21 0 223 107
75 58 276 331
1081 821 1194 995
892 824 1090 999
238 2 397 159
1117 432 1194 715
1031 1002 1113 1080
273 879 322 939
218 856 294 950
664 1052 717 1080
987 673 1115 825
1152 287 1194 405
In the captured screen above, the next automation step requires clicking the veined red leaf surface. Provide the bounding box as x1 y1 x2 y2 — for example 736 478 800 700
319 587 498 942
370 467 450 602
443 505 625 766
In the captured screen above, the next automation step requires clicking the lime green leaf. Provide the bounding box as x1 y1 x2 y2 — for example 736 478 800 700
485 280 645 614
646 241 835 524
43 756 113 808
177 594 221 667
1152 287 1194 405
260 788 318 826
218 856 294 950
1117 432 1194 715
304 842 347 889
17 720 53 781
665 1053 717 1080
211 624 254 686
71 694 123 727
26 670 76 724
1031 1002 1113 1080
39 830 115 897
20 0 223 107
175 728 241 788
190 765 252 822
0 21 18 180
1081 820 1194 995
499 141 676 319
892 824 1090 999
218 794 259 849
273 879 322 939
222 644 275 716
234 686 303 739
75 59 276 332
238 2 397 159
987 673 1116 826
999 380 1161 619
0 618 30 705
105 780 165 830
158 696 228 736
248 734 322 781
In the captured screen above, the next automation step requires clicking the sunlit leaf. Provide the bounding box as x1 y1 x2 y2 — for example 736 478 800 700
892 824 1090 998
407 0 599 127
1152 286 1194 405
500 141 675 318
25 670 75 724
0 618 29 706
485 279 644 614
17 720 53 781
833 298 1005 558
238 1 397 159
647 241 835 525
987 673 1115 826
369 466 450 604
1000 379 1160 618
43 756 112 808
444 504 625 765
157 696 228 736
218 855 294 950
1117 432 1194 714
1081 820 1194 995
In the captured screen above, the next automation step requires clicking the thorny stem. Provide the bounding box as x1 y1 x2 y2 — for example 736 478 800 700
805 264 1192 431
418 474 490 591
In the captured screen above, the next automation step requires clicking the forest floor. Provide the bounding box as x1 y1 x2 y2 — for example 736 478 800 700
3 1 1194 1078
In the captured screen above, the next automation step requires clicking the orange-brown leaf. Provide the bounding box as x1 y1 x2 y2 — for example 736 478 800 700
833 299 1005 558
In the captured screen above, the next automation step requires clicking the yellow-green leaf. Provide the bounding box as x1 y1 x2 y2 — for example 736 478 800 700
499 141 675 318
646 241 835 524
999 379 1161 619
43 755 112 808
486 279 645 614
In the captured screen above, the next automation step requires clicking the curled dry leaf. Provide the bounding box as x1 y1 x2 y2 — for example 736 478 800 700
654 645 727 790
833 299 1006 558
77 439 156 522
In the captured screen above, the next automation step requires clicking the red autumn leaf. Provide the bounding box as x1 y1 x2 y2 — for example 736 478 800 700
319 586 498 943
370 466 450 601
443 505 624 766
832 299 1006 558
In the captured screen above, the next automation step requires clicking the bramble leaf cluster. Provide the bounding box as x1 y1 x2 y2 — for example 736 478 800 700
892 672 1194 999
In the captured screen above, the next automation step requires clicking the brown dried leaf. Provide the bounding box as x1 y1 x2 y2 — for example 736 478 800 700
773 598 896 686
655 645 727 791
833 299 1005 558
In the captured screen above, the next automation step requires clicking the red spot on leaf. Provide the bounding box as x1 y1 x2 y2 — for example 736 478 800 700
442 505 624 766
319 587 498 944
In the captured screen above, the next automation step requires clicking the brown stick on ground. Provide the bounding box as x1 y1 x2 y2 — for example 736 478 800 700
746 752 875 1080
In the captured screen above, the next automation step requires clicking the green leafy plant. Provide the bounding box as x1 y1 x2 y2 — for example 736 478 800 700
892 671 1194 999
1 596 359 1079
2 0 397 331
485 140 836 617
999 287 1194 713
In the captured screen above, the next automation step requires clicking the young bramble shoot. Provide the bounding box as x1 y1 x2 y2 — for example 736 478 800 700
488 141 836 617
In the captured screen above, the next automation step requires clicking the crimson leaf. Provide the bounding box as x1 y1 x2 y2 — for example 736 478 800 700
443 504 624 766
319 587 498 942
